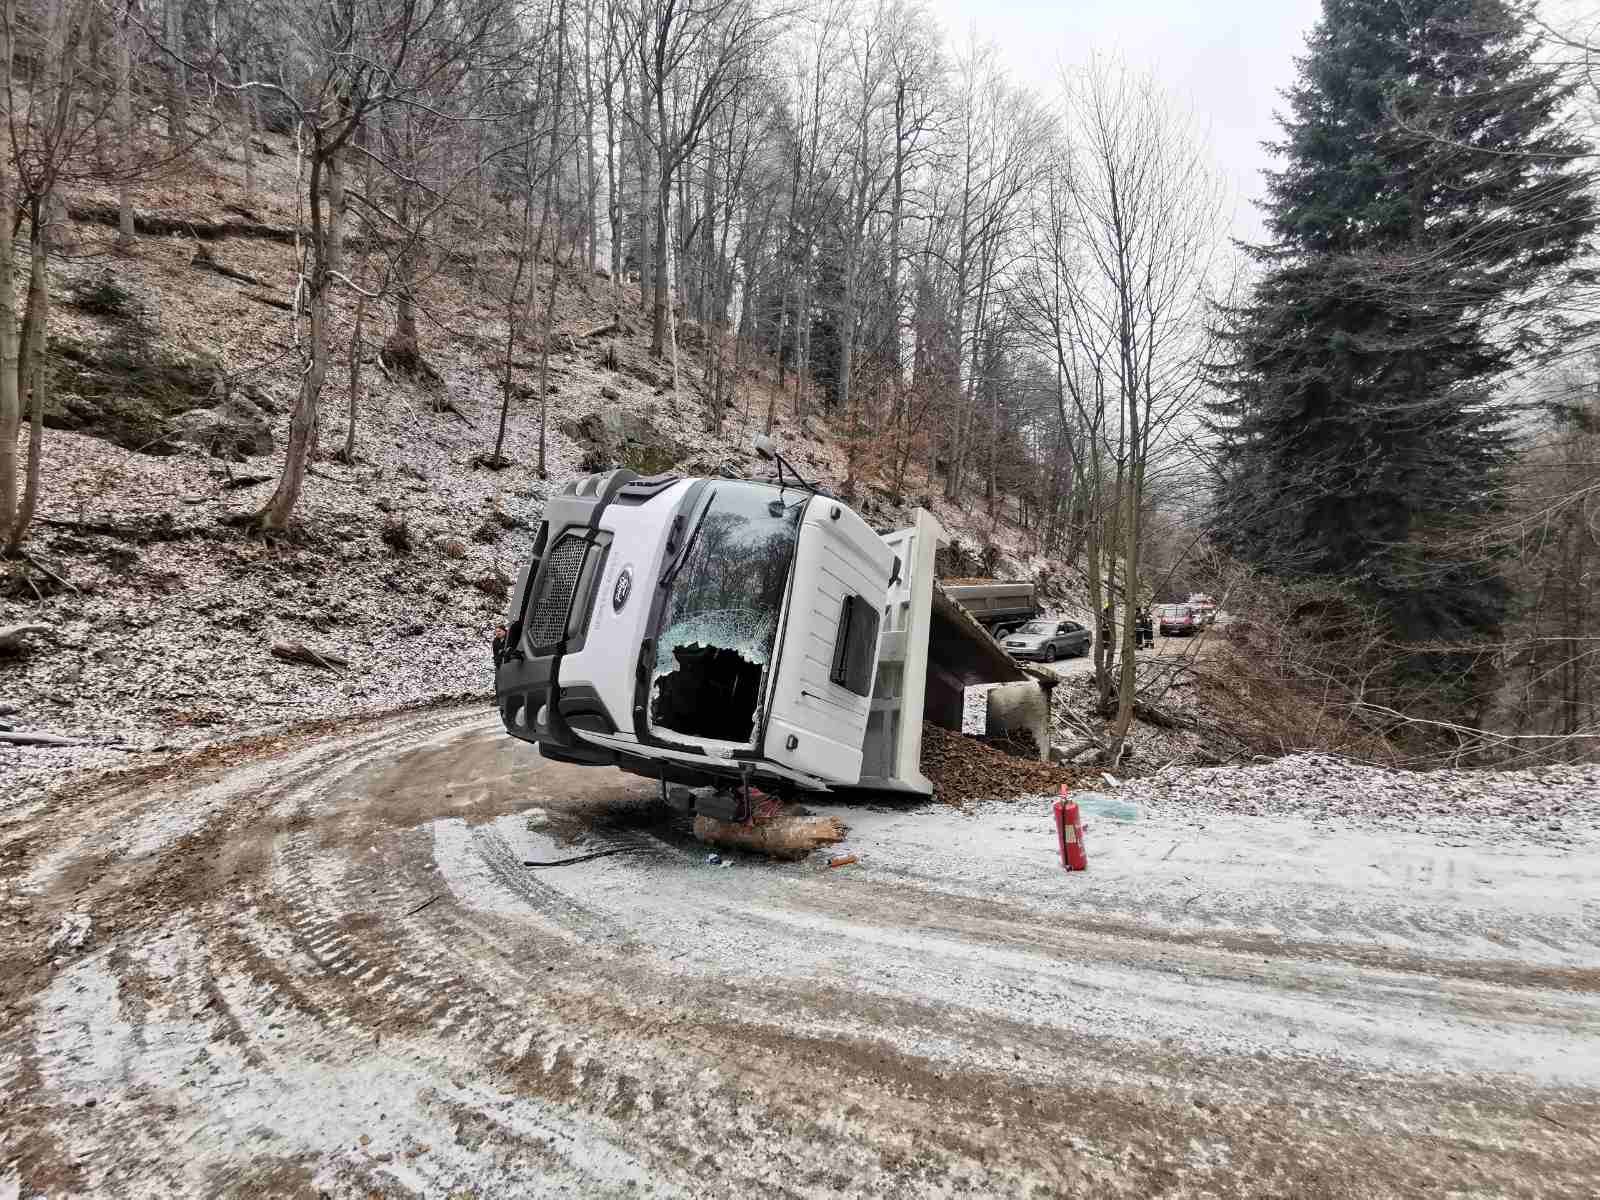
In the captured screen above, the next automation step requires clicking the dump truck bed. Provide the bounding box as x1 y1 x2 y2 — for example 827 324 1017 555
940 580 1038 630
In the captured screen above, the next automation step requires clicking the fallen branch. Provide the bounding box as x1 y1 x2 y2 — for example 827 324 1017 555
1130 700 1199 731
21 554 77 594
243 291 295 313
191 245 272 288
270 640 349 671
0 730 84 748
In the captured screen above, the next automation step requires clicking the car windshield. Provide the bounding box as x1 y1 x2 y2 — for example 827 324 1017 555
1016 621 1052 635
1159 605 1190 617
649 482 804 746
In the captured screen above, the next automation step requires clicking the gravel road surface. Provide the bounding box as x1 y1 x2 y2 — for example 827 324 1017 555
3 705 1597 1197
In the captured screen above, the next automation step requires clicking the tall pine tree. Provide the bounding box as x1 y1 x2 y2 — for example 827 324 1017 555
1210 0 1595 677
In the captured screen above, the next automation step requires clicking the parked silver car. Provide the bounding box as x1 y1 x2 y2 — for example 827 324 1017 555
1002 618 1090 662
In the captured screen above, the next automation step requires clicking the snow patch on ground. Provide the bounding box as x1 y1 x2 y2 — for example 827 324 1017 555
1107 752 1600 850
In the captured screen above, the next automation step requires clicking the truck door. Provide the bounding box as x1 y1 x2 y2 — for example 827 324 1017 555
760 497 895 784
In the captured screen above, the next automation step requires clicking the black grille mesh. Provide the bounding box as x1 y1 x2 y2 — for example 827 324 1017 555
526 537 588 648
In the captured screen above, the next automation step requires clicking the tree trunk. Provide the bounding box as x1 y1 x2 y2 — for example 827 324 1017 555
0 0 18 548
1106 449 1145 766
536 0 568 479
342 292 365 462
5 208 48 554
887 76 905 449
243 88 260 203
651 91 670 359
636 68 653 315
258 142 343 530
493 182 535 468
603 8 622 318
115 11 136 250
583 0 598 276
163 0 187 149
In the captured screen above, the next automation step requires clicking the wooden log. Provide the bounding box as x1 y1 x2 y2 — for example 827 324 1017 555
243 291 295 313
693 814 846 861
270 640 349 670
67 200 299 245
0 623 50 652
0 730 84 748
191 252 270 288
220 474 273 490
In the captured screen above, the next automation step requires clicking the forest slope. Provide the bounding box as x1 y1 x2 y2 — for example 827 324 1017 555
0 127 1066 803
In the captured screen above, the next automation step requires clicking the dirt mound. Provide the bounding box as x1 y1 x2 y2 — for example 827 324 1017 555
919 722 1096 804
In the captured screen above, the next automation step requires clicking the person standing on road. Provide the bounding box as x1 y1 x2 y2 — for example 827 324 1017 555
1137 607 1154 650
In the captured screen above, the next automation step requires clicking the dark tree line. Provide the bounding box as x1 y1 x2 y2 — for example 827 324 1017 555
1207 0 1597 737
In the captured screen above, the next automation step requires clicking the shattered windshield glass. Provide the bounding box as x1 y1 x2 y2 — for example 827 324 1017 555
649 483 804 745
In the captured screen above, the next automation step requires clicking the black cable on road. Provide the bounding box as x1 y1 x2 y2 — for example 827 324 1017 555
521 846 648 868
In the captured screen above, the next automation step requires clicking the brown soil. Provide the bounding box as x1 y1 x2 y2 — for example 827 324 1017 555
919 720 1098 803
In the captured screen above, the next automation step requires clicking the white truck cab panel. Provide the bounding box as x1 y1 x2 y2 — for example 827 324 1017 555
556 478 696 738
761 497 894 782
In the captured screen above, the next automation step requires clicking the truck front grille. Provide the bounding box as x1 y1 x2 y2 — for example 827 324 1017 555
526 536 589 648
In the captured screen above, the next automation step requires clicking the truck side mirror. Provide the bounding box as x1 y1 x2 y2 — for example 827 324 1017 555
753 433 775 460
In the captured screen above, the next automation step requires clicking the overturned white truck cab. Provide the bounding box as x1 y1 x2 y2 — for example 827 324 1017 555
495 466 1052 808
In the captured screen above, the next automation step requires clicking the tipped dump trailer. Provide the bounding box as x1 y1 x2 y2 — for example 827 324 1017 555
493 466 1049 807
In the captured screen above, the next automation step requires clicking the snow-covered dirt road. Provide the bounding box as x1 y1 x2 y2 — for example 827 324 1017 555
3 706 1598 1198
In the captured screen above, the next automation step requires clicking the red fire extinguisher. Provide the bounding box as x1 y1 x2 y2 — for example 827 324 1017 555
1054 786 1087 871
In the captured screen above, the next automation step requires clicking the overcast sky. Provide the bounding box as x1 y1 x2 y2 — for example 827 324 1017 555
926 0 1327 239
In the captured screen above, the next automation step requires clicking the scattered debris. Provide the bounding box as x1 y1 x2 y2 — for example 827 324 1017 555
828 853 858 869
46 912 93 956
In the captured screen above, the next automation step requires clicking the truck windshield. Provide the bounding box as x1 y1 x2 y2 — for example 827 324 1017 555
649 483 804 746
